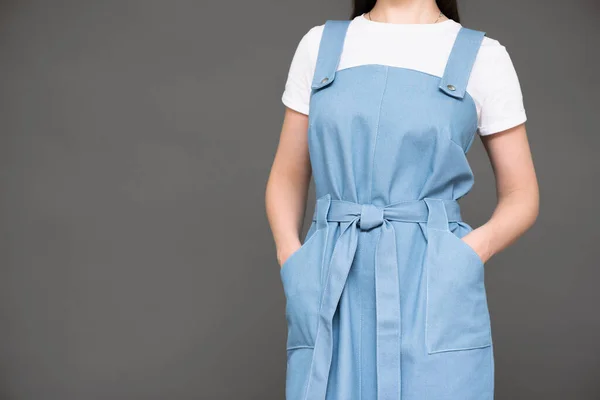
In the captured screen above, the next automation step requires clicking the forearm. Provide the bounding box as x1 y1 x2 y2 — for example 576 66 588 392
265 163 311 263
477 185 539 261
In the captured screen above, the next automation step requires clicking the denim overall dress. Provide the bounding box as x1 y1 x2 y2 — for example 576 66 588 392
279 19 494 400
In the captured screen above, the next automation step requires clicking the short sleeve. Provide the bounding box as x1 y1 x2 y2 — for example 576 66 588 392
472 41 527 136
281 26 321 115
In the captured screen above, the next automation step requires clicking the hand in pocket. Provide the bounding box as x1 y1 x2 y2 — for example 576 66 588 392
460 229 490 264
278 240 302 268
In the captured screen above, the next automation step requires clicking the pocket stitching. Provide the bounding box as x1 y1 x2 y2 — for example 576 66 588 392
425 229 492 354
280 227 321 275
281 228 326 350
286 345 315 351
448 230 485 266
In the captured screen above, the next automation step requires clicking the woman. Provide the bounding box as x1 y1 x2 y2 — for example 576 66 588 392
265 0 539 398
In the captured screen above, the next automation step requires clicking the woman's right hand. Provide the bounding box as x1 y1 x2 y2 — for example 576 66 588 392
277 239 302 268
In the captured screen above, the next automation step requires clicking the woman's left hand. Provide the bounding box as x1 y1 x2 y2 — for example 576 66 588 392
461 228 493 264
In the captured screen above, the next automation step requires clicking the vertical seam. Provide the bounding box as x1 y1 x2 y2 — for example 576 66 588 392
374 228 381 399
489 341 495 399
368 66 389 203
358 246 362 400
397 225 403 399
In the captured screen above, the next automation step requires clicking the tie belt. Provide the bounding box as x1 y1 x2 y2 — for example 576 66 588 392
303 194 463 400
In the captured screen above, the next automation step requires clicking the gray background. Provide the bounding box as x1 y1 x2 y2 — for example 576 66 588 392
0 0 597 399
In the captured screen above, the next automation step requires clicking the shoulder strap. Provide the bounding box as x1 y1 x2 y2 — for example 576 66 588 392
439 27 486 99
311 20 351 90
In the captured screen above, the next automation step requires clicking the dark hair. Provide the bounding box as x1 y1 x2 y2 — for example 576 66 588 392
352 0 460 23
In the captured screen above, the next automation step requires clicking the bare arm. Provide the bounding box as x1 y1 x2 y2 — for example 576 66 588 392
265 107 312 267
462 122 540 263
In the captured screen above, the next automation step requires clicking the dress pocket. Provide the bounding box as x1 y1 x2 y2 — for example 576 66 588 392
425 225 492 354
280 223 327 350
451 223 485 265
285 347 314 400
280 223 319 275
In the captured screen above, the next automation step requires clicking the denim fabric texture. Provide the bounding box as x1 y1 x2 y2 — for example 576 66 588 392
280 19 494 400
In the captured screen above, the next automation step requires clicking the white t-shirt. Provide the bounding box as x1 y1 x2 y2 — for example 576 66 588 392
282 14 527 136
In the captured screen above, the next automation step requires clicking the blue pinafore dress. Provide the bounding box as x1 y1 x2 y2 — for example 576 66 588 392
279 19 494 400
